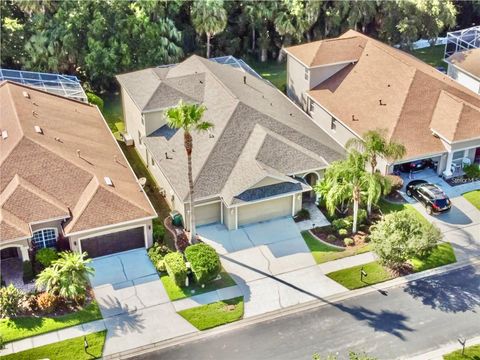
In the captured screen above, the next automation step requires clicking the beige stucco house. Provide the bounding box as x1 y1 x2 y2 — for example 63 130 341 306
0 81 156 261
445 48 480 95
284 30 480 178
117 55 344 232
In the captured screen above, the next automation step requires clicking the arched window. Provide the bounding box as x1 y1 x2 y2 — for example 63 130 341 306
32 228 57 249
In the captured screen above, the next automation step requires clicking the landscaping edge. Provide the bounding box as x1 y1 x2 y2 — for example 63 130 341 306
307 230 346 250
102 256 480 360
408 334 480 360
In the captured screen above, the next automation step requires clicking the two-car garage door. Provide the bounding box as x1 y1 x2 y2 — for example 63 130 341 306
80 227 145 258
238 196 292 226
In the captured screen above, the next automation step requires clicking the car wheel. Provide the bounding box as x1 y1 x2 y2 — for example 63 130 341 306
426 206 433 215
406 189 412 197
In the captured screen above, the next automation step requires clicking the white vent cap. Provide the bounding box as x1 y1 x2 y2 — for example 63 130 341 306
104 176 113 186
34 125 43 134
22 91 30 99
1 130 8 140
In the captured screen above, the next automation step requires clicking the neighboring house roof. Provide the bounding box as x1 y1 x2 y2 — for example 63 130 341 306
446 48 480 80
286 30 480 160
0 81 156 243
117 56 344 205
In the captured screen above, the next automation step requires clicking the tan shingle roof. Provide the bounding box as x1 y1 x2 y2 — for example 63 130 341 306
0 82 156 242
303 30 480 159
120 56 345 204
285 36 367 67
446 48 480 79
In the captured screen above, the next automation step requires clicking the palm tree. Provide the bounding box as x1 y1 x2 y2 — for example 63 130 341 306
245 1 277 60
346 129 406 174
364 171 392 216
165 100 214 242
36 265 62 295
315 151 374 233
191 0 228 58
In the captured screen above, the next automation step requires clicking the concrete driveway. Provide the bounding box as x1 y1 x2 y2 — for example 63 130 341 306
198 218 347 317
89 249 197 355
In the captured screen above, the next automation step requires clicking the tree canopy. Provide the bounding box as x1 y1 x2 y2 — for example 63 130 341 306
1 0 472 90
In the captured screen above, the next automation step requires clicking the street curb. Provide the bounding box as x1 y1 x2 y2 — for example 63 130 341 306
406 335 480 360
103 256 480 359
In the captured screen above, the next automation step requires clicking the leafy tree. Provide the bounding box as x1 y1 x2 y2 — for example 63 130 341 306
346 130 407 175
315 151 374 233
165 100 214 242
191 0 228 58
1 1 30 68
363 171 392 216
322 1 349 38
0 284 24 318
36 251 94 301
245 1 277 61
370 210 442 269
347 0 377 33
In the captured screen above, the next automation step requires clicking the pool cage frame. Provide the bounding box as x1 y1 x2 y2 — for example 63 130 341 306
444 25 480 59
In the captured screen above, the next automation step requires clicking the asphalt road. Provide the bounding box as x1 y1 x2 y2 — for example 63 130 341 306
132 264 480 360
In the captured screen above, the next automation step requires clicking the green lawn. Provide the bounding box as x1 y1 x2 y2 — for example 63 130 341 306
463 190 480 210
161 268 237 301
247 57 286 91
411 45 446 68
327 243 456 290
377 199 428 224
3 331 106 360
178 296 244 330
443 344 480 360
302 231 371 264
101 92 123 131
0 301 102 343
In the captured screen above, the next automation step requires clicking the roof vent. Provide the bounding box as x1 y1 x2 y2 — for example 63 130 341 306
243 76 246 84
22 91 30 99
379 99 386 106
352 115 359 121
34 125 43 134
1 130 8 140
32 110 38 117
104 176 113 187
165 152 172 160
76 149 81 157
54 137 63 143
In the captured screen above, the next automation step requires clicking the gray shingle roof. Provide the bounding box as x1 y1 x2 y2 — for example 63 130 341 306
120 55 345 206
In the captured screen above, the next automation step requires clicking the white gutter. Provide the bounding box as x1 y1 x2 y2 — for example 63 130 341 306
65 215 157 237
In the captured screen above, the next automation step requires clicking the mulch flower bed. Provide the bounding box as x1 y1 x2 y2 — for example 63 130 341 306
311 226 370 249
20 288 96 318
164 216 190 252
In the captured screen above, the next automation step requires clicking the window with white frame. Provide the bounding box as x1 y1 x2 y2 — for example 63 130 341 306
32 228 57 249
304 68 309 80
138 130 142 145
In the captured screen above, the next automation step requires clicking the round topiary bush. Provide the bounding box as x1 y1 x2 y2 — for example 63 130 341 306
326 234 337 242
164 252 188 287
36 248 59 268
184 243 221 284
344 238 354 246
338 228 348 236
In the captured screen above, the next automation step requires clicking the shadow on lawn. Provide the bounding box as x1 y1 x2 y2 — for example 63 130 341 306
221 254 412 340
403 265 480 313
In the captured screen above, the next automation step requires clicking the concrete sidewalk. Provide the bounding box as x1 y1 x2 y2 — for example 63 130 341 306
318 251 377 274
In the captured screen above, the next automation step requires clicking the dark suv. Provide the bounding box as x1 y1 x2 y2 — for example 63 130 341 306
406 180 451 215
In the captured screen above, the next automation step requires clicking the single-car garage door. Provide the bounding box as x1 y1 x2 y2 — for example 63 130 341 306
238 195 292 227
81 227 145 258
195 202 221 226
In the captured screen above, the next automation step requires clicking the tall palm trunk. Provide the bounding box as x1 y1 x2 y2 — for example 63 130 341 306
370 154 377 174
352 187 360 233
252 27 256 51
206 33 211 58
185 131 196 242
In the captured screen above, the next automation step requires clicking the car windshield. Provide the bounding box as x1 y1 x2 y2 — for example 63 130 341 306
435 199 449 208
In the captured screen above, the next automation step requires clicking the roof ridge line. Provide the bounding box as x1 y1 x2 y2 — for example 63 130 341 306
197 58 239 100
16 176 70 214
1 208 30 236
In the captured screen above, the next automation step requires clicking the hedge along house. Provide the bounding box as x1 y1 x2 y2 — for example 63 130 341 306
284 30 480 178
116 55 344 231
0 81 156 262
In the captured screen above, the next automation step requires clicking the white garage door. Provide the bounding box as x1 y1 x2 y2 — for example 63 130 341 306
195 202 221 226
238 196 292 226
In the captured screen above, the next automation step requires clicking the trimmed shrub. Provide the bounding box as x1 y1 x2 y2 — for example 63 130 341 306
156 259 166 272
148 243 171 272
152 218 166 241
326 234 337 242
36 248 59 268
184 243 221 284
86 92 104 111
344 238 354 246
464 164 480 180
22 260 34 283
385 174 404 191
0 284 24 318
37 292 59 313
23 293 39 312
164 252 188 287
338 228 348 236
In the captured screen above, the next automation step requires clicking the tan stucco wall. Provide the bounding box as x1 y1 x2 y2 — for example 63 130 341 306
121 87 148 160
238 195 293 226
144 110 166 136
69 218 154 253
310 63 349 89
448 64 480 94
251 177 285 188
287 56 310 108
0 238 30 260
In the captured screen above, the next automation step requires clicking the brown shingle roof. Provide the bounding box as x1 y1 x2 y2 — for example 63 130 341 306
302 30 480 159
285 36 367 67
0 81 156 242
446 48 480 79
